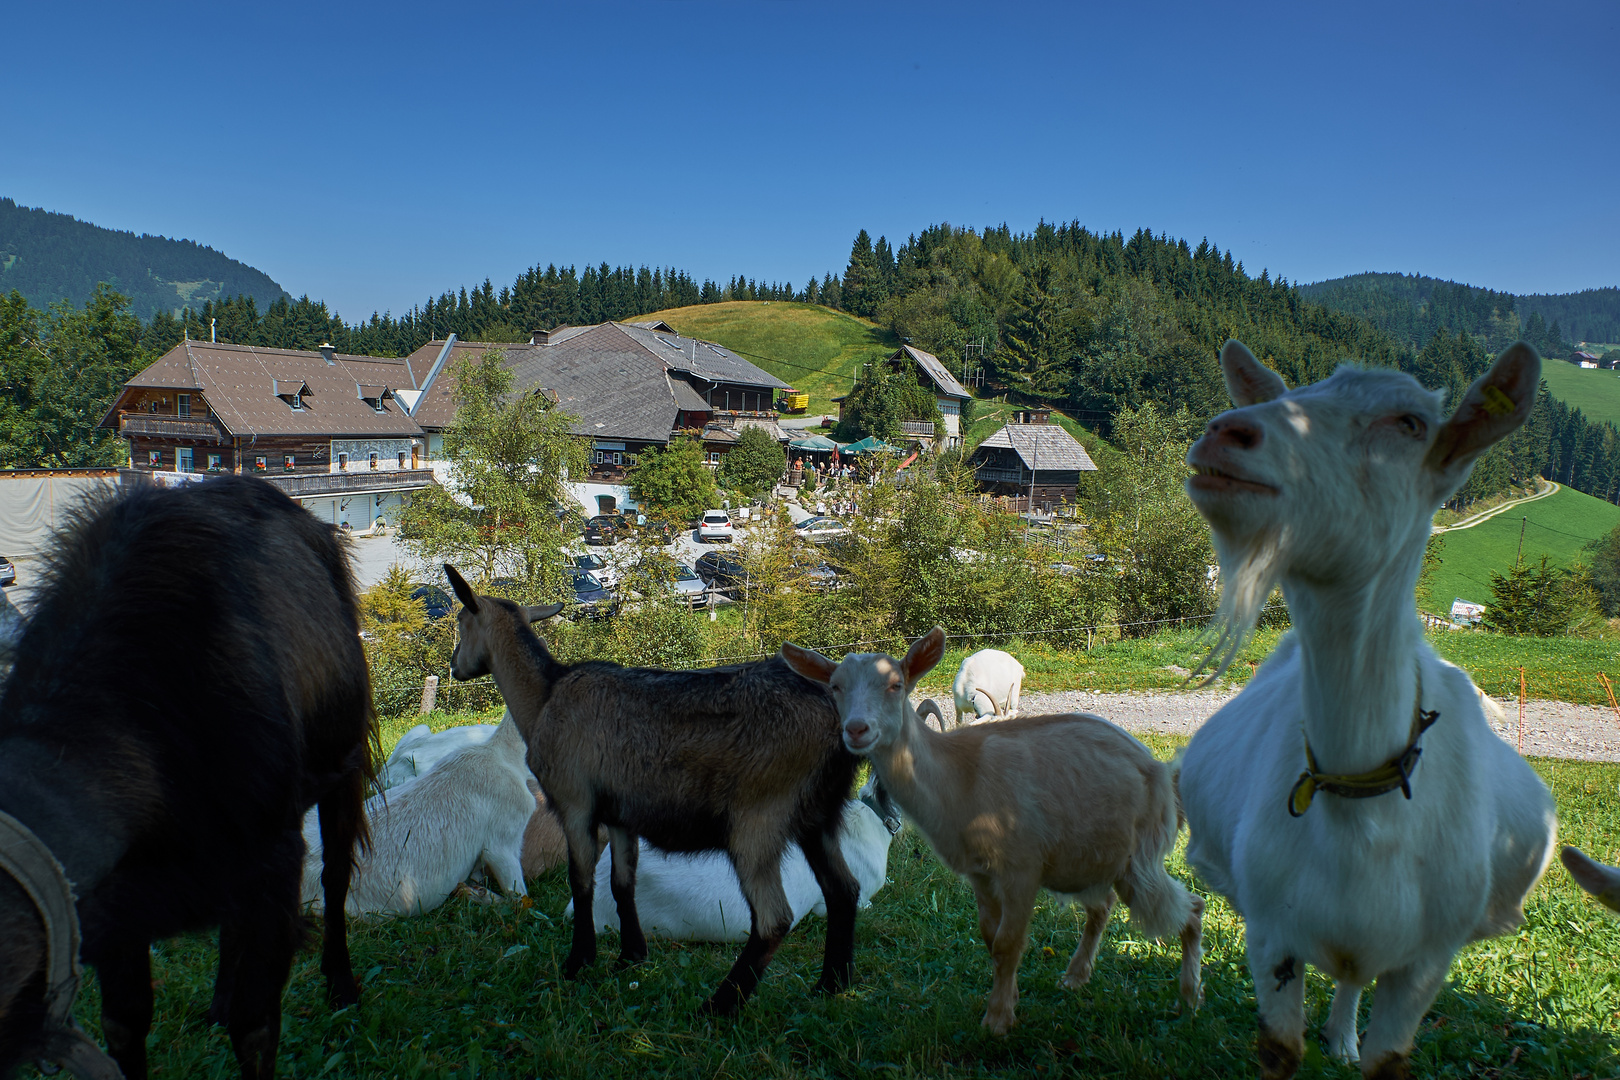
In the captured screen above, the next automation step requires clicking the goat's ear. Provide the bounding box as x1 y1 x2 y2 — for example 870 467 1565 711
899 627 946 688
1426 342 1541 477
780 641 837 684
1220 340 1288 407
521 603 564 625
444 563 479 614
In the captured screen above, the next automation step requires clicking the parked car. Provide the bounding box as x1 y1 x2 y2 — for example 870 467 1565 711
0 556 14 588
794 516 850 543
636 517 676 544
410 583 454 620
634 554 709 608
567 570 615 618
698 509 735 543
573 552 620 589
584 514 628 545
695 551 748 594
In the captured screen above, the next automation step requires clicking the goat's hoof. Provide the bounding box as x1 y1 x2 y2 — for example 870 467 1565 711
697 992 741 1018
812 974 850 996
980 1010 1016 1036
1363 1051 1411 1080
1325 1033 1360 1065
1061 968 1092 990
326 980 361 1010
615 951 648 970
561 953 595 980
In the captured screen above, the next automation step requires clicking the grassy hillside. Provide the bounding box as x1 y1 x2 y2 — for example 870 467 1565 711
0 196 290 322
1429 484 1620 608
633 301 900 414
1539 360 1620 426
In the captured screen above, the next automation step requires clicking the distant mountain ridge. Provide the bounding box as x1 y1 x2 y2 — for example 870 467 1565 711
0 197 290 322
1300 271 1620 353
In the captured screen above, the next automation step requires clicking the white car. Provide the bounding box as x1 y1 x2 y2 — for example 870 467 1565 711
698 509 734 543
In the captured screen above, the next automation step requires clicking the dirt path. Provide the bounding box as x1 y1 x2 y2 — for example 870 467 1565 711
1431 478 1560 533
919 688 1620 763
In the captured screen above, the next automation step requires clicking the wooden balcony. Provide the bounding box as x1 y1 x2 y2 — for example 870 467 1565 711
899 420 937 437
117 412 228 443
265 468 439 499
974 466 1026 484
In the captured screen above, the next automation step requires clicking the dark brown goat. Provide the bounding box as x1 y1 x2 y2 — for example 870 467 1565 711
0 476 376 1080
443 563 860 1014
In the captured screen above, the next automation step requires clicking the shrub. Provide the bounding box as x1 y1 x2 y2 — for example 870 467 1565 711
717 426 786 497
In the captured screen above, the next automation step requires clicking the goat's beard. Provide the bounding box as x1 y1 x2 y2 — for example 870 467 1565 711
1194 523 1286 685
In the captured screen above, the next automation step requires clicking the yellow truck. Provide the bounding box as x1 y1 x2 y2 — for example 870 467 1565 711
780 388 809 413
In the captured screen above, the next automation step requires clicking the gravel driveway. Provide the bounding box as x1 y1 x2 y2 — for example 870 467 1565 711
919 689 1620 763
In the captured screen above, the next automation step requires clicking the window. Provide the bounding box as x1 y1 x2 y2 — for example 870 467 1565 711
283 454 295 470
176 447 194 473
177 394 191 418
291 393 304 411
254 456 268 472
370 398 384 414
611 452 622 466
397 451 407 469
147 450 161 468
368 452 379 470
206 453 222 471
707 450 722 465
338 452 349 470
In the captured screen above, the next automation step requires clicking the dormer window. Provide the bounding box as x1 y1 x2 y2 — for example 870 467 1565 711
291 393 304 411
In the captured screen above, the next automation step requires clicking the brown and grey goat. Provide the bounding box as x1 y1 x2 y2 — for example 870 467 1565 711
443 563 861 1015
783 627 1203 1035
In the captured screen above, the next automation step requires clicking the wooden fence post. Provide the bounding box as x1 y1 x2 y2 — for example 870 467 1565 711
1518 667 1526 755
419 674 439 714
1601 672 1620 728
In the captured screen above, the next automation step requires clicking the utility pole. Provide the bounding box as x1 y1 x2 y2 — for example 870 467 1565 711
1516 516 1527 566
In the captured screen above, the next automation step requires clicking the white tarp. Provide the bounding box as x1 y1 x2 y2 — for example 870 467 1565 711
0 473 123 558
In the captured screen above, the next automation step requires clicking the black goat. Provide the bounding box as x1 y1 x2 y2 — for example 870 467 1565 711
443 564 861 1015
0 476 376 1080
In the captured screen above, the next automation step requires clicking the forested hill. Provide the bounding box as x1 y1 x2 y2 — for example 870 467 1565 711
0 197 290 322
1300 272 1620 356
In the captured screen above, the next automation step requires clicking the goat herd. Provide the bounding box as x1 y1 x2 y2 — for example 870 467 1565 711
0 340 1616 1080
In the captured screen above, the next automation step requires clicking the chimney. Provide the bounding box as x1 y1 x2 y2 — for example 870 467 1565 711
530 328 550 346
318 343 337 366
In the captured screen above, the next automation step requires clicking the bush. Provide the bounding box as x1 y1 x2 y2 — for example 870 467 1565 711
1482 555 1599 636
626 438 718 522
717 426 786 497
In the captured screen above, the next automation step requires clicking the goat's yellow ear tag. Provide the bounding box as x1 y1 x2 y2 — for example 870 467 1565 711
1481 385 1514 416
1288 773 1316 817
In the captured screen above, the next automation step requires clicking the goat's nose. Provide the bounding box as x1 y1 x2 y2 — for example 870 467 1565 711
844 719 871 741
1205 415 1263 450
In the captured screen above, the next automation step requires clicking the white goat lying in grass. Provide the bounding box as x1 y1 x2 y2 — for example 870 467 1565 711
1177 341 1557 1080
303 714 535 917
952 648 1024 725
785 628 1203 1035
378 721 497 790
567 788 897 942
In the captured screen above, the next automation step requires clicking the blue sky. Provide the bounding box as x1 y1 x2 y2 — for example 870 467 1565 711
4 1 1615 321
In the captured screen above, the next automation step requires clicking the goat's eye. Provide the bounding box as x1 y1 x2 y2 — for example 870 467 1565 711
1396 414 1426 437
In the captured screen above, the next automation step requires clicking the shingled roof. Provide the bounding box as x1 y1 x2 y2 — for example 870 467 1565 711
107 341 423 438
976 424 1098 471
401 322 790 442
891 344 970 401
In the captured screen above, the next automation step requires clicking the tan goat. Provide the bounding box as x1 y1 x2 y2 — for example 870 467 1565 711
783 627 1204 1035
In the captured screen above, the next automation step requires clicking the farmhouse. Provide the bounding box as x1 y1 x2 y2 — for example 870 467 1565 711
833 345 973 448
404 322 792 516
101 340 437 529
969 411 1097 513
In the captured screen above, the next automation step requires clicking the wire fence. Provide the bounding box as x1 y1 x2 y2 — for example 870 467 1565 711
370 614 1620 717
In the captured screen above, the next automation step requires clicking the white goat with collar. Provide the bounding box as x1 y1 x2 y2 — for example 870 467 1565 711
1176 341 1556 1080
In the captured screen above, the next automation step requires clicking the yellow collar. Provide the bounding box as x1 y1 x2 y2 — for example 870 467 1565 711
1288 668 1440 817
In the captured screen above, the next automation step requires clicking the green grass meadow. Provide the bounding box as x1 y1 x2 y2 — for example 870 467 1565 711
634 301 900 416
42 737 1620 1080
1429 484 1620 610
1541 361 1620 428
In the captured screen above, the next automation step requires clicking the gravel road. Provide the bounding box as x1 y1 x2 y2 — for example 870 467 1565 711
920 689 1620 763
